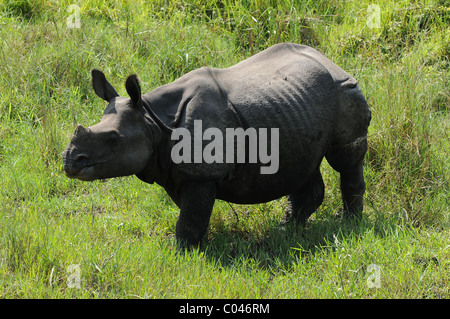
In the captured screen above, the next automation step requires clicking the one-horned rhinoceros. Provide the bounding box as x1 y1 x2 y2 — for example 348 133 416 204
63 43 371 248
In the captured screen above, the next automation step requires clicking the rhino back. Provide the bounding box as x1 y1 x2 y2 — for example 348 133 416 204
215 43 352 129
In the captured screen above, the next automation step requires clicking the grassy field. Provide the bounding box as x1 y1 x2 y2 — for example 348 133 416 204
0 0 448 298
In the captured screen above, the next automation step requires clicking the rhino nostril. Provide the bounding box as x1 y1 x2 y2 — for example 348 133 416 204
75 154 89 164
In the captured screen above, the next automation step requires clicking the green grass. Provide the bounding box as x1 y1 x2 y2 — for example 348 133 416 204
0 0 449 298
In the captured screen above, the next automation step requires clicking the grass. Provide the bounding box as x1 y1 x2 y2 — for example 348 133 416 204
0 0 449 298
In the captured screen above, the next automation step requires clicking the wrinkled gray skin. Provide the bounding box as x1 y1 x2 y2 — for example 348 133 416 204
63 43 371 248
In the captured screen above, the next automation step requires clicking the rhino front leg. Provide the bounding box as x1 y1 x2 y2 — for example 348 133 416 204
175 180 217 248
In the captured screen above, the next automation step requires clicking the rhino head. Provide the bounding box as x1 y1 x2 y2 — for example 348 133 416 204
63 70 159 181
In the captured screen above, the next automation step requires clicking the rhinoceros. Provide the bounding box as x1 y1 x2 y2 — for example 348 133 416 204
63 43 371 247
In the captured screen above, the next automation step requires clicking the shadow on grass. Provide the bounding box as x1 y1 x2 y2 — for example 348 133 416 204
201 213 383 271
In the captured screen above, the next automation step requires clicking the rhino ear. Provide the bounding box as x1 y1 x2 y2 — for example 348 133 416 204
91 69 119 102
125 74 142 108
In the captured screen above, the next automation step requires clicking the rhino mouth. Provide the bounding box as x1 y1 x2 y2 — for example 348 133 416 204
64 165 94 179
63 158 106 181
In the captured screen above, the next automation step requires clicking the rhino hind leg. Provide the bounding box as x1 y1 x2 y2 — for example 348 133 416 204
339 161 365 219
325 130 368 220
282 170 325 225
325 86 370 220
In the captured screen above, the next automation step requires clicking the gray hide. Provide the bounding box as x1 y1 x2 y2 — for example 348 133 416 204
63 43 371 247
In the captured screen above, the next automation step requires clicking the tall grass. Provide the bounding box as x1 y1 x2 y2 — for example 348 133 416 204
0 0 448 298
